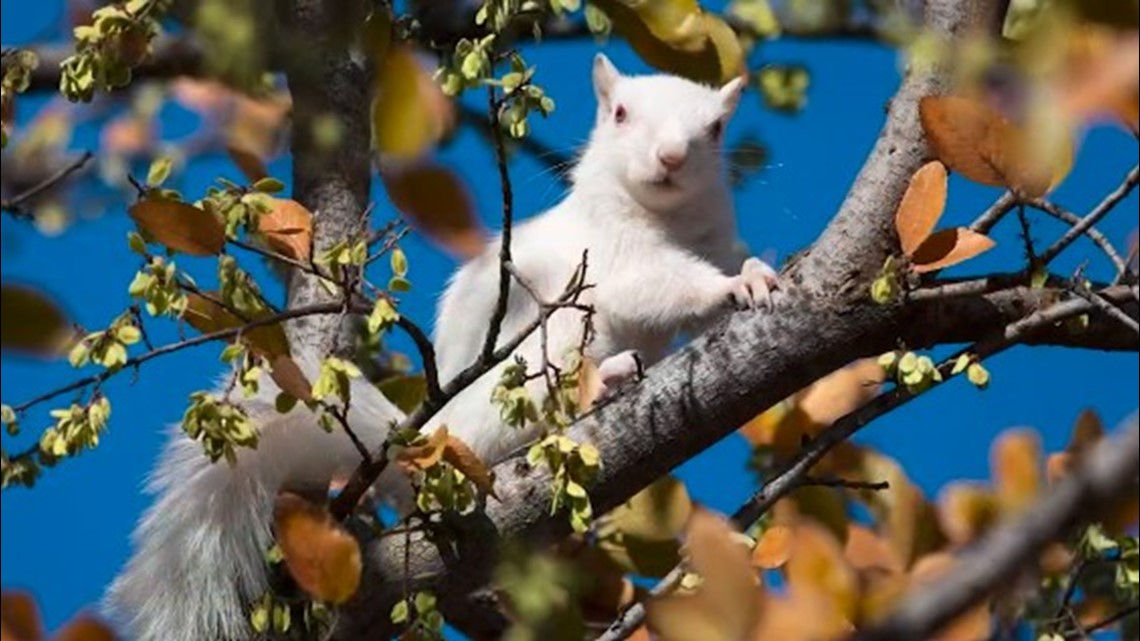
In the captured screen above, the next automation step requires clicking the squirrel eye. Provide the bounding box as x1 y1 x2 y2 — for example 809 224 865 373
708 120 723 140
614 104 627 124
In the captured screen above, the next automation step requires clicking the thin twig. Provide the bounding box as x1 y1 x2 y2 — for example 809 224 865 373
1039 165 1140 266
480 84 516 363
394 316 443 404
970 191 1019 234
907 273 1035 302
1065 603 1140 640
1026 199 1129 275
802 476 891 492
1 151 95 217
1068 284 1140 335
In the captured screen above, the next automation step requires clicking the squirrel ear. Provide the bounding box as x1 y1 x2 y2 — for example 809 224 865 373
719 75 747 114
593 53 621 108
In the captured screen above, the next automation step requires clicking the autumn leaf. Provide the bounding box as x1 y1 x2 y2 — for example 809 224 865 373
598 476 692 577
226 145 269 183
577 356 604 412
895 161 948 256
844 524 905 574
752 524 794 569
646 508 759 641
129 199 226 257
909 553 993 641
382 162 485 259
396 426 449 472
1 591 43 641
257 199 313 262
785 521 860 626
991 428 1042 513
372 46 454 159
182 291 291 359
273 492 362 604
53 615 115 641
268 355 313 403
0 283 74 357
443 435 497 498
937 482 1000 545
910 227 997 274
377 374 427 414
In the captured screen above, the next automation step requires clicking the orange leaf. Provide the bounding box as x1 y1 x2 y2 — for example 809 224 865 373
258 199 313 262
53 615 115 641
577 356 604 412
910 227 996 274
443 435 497 498
372 46 454 159
896 161 948 256
129 199 225 256
1067 409 1105 457
752 525 794 569
396 426 449 473
269 355 313 402
226 145 269 183
785 522 859 625
182 292 291 359
273 492 362 604
909 553 992 641
991 428 1042 513
937 482 999 545
1 591 43 641
382 162 485 260
101 116 153 157
844 524 904 574
0 283 74 358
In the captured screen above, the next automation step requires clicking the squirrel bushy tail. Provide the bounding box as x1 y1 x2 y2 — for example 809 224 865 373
103 356 400 641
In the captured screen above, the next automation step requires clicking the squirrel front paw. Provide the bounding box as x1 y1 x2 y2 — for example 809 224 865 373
727 257 780 310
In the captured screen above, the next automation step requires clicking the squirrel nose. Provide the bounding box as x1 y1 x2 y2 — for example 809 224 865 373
657 147 687 172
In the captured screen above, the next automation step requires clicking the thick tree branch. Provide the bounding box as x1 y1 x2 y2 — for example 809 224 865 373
854 419 1140 641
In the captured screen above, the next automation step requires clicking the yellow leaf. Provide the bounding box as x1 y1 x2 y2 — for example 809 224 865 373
785 522 859 626
895 161 948 256
752 524 793 569
372 46 453 159
53 615 115 641
129 199 226 256
258 198 313 262
182 291 291 359
1 591 43 641
937 482 999 545
396 426 449 472
647 508 759 641
991 428 1042 513
843 524 904 574
443 435 497 498
382 162 485 260
909 553 993 641
273 493 362 604
226 145 269 182
0 283 73 358
609 476 693 542
910 227 997 274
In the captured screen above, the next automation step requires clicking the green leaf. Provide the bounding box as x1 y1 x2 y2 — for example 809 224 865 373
966 362 990 389
390 247 408 277
252 177 285 193
146 156 173 187
390 600 409 624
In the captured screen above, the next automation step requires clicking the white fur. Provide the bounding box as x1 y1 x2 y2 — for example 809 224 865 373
104 54 776 641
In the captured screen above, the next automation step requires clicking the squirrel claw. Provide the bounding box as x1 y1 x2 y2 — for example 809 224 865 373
595 350 644 399
729 257 780 310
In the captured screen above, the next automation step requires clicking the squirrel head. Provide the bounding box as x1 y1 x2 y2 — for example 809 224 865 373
578 53 745 210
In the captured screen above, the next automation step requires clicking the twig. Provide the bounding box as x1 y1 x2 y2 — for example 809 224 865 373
970 191 1020 234
908 273 1035 302
802 476 891 492
11 302 344 414
595 294 1104 641
394 316 443 405
1039 165 1140 266
480 84 516 363
1 151 95 217
1068 284 1140 336
1065 603 1139 640
1026 199 1129 275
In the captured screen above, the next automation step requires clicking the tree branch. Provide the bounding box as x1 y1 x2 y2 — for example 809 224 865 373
854 419 1140 641
1 150 94 217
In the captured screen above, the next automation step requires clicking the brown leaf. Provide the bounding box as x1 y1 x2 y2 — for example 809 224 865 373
53 615 115 641
909 553 992 641
273 492 362 604
896 161 948 256
183 292 291 359
785 521 859 626
1059 27 1140 131
396 426 449 473
577 356 604 412
910 227 997 274
844 524 904 574
129 199 225 256
937 482 999 545
0 283 73 357
382 162 485 260
919 95 1070 198
269 355 313 402
991 428 1042 513
443 435 497 498
647 508 759 641
101 116 153 157
1 591 43 641
226 145 269 183
752 525 794 569
227 93 290 160
1067 409 1105 457
258 199 313 262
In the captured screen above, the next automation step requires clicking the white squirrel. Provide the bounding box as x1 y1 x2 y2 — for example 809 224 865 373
103 53 778 641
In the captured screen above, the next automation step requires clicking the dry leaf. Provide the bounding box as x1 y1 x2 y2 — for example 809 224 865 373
0 283 73 357
1 591 43 641
129 199 226 256
273 492 362 604
101 116 153 157
396 426 449 473
372 46 454 159
752 525 794 569
937 482 999 545
896 161 948 256
785 521 859 626
53 615 115 641
910 227 997 273
609 476 693 542
183 292 291 359
991 428 1042 513
269 355 313 402
443 435 497 497
844 524 905 574
909 553 992 641
258 199 313 261
577 356 604 412
382 162 485 259
226 145 269 183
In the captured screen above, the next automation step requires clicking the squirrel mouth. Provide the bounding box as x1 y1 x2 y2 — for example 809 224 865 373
650 175 679 189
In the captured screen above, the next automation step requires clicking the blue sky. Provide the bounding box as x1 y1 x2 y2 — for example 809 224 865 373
2 0 1138 634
